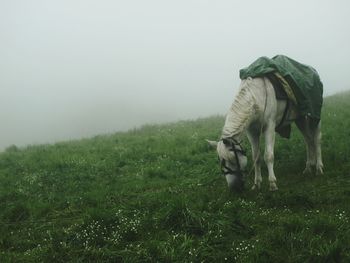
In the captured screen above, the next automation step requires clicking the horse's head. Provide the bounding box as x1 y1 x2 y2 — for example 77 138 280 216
207 138 247 192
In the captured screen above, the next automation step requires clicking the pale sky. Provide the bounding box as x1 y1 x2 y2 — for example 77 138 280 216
0 0 349 150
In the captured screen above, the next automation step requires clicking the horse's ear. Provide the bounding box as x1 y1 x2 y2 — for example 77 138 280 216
206 140 218 149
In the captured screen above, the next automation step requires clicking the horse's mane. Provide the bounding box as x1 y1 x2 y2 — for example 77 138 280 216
222 78 258 138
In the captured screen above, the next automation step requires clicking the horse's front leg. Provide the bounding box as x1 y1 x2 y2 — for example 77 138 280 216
264 122 278 191
247 131 262 190
314 121 324 175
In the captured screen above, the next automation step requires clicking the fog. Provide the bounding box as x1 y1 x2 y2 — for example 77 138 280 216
1 0 349 150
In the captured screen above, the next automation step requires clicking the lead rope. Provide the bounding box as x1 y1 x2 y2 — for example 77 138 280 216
246 77 268 179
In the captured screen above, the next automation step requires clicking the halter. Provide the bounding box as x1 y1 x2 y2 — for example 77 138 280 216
219 137 246 178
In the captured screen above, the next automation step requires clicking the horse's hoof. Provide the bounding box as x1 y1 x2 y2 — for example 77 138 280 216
269 183 278 191
303 167 312 175
251 184 260 191
316 166 324 175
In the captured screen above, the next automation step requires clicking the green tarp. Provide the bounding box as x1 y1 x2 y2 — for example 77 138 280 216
239 55 323 120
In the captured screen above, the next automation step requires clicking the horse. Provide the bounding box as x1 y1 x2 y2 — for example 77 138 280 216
207 76 323 192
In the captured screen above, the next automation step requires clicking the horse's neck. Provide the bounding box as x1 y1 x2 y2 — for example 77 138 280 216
221 80 260 139
222 111 251 141
222 114 245 140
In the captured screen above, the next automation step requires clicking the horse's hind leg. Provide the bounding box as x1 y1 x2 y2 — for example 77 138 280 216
296 117 315 173
313 121 323 174
296 117 323 174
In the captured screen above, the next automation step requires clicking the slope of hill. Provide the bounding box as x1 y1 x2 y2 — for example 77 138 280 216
1 92 350 262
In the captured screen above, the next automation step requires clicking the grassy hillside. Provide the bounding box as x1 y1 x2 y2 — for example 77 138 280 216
1 92 350 262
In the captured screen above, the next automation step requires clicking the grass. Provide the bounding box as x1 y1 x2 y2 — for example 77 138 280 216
1 91 350 262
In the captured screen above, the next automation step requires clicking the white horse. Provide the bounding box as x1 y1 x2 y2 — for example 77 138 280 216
207 77 323 191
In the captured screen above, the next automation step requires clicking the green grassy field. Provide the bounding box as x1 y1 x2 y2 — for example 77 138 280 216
1 91 350 262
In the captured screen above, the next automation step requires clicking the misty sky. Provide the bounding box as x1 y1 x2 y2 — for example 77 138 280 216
1 0 349 150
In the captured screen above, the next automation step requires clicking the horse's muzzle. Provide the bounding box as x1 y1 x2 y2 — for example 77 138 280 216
225 174 244 192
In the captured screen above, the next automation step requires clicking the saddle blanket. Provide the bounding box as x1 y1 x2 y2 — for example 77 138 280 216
239 55 323 120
